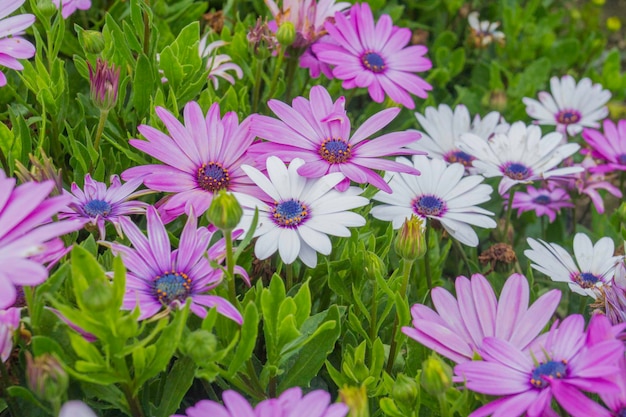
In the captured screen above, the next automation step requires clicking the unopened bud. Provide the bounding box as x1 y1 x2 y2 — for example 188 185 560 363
82 281 114 311
26 353 69 404
607 17 622 32
364 252 385 281
339 385 369 417
88 58 120 111
392 373 418 406
276 22 296 47
420 355 452 397
206 190 243 232
183 330 218 365
394 215 426 261
37 0 57 18
79 30 105 55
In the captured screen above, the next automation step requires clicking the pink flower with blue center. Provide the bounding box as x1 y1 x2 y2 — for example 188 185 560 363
509 184 573 223
456 314 625 417
582 119 626 174
249 85 422 193
104 206 242 323
312 2 432 109
0 0 35 87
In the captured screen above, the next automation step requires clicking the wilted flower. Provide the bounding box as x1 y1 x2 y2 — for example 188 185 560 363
14 150 64 195
467 11 505 48
52 0 91 19
0 0 35 87
88 58 120 111
596 261 626 325
198 35 243 89
247 17 278 57
26 353 69 404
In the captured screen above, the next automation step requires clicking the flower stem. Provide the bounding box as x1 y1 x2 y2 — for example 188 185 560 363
251 58 264 113
267 46 286 100
369 275 378 349
385 258 413 375
122 384 145 417
285 263 294 293
502 188 516 244
224 229 239 308
93 109 110 153
424 222 433 293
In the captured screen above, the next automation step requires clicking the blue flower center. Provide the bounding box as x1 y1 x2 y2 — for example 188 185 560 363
84 199 112 217
618 407 626 417
618 154 626 165
361 52 385 73
272 199 309 228
154 271 191 305
555 109 581 125
319 138 352 164
413 195 446 217
503 162 531 180
445 150 475 167
530 360 567 388
532 195 551 205
573 272 600 288
197 162 230 193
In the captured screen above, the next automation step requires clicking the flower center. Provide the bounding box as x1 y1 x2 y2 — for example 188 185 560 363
197 162 230 193
272 199 309 228
532 195 551 205
319 138 352 164
530 360 567 389
555 109 581 125
84 199 112 217
503 162 531 181
444 150 475 167
572 271 601 288
154 271 191 305
618 407 626 417
413 195 446 217
361 51 386 73
618 154 626 165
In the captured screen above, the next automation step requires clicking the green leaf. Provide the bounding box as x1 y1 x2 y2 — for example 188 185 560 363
70 245 108 311
226 302 259 377
155 357 196 417
132 54 156 118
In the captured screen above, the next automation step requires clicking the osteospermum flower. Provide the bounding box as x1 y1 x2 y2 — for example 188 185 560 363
371 155 496 247
459 121 583 195
600 357 626 416
312 2 432 109
233 156 368 268
122 101 257 223
174 387 349 417
0 308 20 362
582 119 626 174
59 174 151 239
523 75 611 137
104 206 242 323
509 184 573 223
59 401 97 417
525 233 622 299
455 314 624 417
0 0 35 87
467 11 505 48
250 85 422 193
52 0 91 18
402 273 561 364
198 36 243 89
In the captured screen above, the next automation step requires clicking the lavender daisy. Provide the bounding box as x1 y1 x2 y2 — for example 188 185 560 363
173 387 349 417
523 75 611 137
525 233 622 298
402 273 561 364
0 0 35 87
582 119 626 174
104 206 242 323
312 2 432 109
121 101 257 223
52 0 91 18
59 174 151 239
509 184 573 223
234 156 368 269
370 155 496 247
455 314 624 417
0 307 20 362
198 36 243 89
250 85 422 193
459 121 583 195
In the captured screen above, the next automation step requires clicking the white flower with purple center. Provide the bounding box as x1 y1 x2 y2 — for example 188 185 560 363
522 75 611 137
459 121 583 195
233 156 368 268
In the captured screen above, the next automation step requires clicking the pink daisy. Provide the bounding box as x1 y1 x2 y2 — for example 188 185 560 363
312 2 432 109
0 0 35 87
509 184 573 223
52 0 91 18
582 119 626 174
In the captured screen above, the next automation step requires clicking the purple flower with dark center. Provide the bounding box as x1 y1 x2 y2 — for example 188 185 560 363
0 0 35 87
312 2 432 109
582 119 626 174
249 85 422 193
509 184 573 223
103 206 242 323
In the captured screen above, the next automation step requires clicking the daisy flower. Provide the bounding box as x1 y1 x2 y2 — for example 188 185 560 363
173 387 349 417
455 314 624 417
370 155 496 247
582 119 626 174
459 121 583 195
52 0 91 18
402 273 561 364
467 11 505 48
121 101 258 223
233 156 368 269
198 36 243 89
312 2 432 109
300 35 336 79
522 75 611 137
599 261 626 326
525 233 622 298
411 104 506 168
509 184 573 223
104 206 242 323
59 401 97 417
59 174 151 239
0 307 20 362
250 85 422 193
0 0 35 87
600 357 626 416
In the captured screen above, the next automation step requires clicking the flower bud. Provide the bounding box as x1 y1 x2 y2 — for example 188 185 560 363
79 30 105 55
88 58 120 111
82 281 114 311
37 0 57 18
364 252 385 281
183 329 218 365
14 150 63 195
26 353 69 404
206 190 243 232
607 17 622 32
339 385 369 417
276 22 296 47
394 215 426 261
420 355 452 397
392 373 419 406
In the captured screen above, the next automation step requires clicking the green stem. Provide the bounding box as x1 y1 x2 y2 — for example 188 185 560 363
285 263 294 293
437 393 450 417
452 238 471 277
122 384 145 417
0 358 21 417
385 259 413 375
502 188 516 244
93 109 110 153
424 222 433 293
251 58 264 113
142 0 151 55
224 230 239 308
284 54 299 102
368 276 378 363
267 46 286 100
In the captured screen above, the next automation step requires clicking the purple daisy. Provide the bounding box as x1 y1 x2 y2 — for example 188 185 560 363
104 206 242 323
402 273 561 364
312 2 432 109
52 0 91 19
582 119 626 174
0 0 36 87
509 184 573 223
250 85 422 193
0 307 20 362
173 387 349 417
59 174 151 239
122 101 258 223
456 314 625 417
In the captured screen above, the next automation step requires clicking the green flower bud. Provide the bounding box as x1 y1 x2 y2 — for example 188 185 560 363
183 329 218 365
81 281 114 311
394 215 426 261
339 385 369 417
420 355 452 397
364 252 385 281
79 30 105 55
206 190 243 231
26 353 69 404
276 21 296 47
116 315 139 340
36 0 57 18
392 373 419 407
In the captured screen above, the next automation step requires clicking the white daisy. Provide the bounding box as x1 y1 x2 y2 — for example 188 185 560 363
459 121 583 195
525 233 622 299
198 36 244 89
370 155 496 247
410 104 507 169
234 156 368 268
467 11 505 48
522 75 611 137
